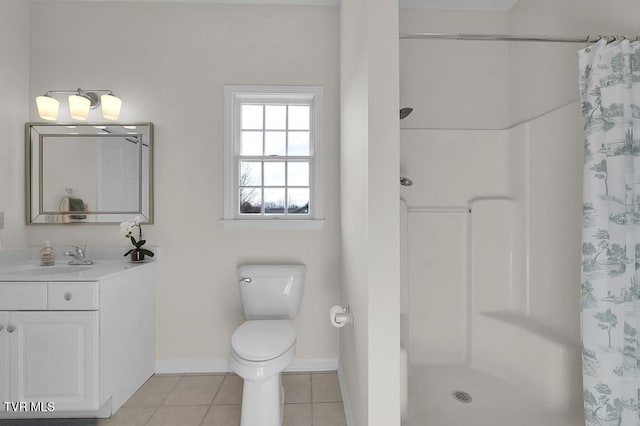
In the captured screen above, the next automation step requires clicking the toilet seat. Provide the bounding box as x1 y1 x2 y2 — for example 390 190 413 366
231 320 296 362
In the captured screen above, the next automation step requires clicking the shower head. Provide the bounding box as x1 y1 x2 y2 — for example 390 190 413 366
400 107 413 120
400 177 413 187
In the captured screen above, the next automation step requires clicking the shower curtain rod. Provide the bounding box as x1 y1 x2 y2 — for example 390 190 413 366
399 32 640 44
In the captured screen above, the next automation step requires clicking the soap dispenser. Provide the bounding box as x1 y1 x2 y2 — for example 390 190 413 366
40 241 55 266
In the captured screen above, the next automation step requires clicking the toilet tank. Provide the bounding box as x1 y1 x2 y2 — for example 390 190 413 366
238 264 306 320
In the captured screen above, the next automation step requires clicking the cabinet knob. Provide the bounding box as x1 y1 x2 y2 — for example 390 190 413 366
7 324 15 333
64 292 73 301
0 324 3 332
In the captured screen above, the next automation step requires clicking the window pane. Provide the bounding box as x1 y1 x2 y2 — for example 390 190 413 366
264 162 285 186
264 188 285 214
288 162 309 186
241 131 263 156
240 161 262 186
239 188 262 214
288 188 309 214
288 132 310 156
265 131 286 156
241 104 263 130
288 105 310 130
265 105 286 130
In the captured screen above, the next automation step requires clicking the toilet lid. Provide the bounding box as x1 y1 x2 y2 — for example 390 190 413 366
232 320 296 362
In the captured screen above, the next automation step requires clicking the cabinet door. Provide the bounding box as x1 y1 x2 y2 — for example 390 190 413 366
0 312 8 412
8 311 99 411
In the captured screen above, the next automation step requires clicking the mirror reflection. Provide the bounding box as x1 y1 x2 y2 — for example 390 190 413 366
27 123 153 224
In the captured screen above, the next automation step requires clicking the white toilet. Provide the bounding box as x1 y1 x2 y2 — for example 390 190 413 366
229 264 305 426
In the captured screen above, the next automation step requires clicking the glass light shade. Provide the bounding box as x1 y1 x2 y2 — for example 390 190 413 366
68 95 90 120
101 94 122 120
36 96 59 121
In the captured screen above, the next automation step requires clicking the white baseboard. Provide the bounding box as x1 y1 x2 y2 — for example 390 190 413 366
338 363 355 426
286 358 338 372
155 358 338 374
155 359 230 374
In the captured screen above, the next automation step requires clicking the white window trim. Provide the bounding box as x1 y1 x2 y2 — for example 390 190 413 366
223 85 324 231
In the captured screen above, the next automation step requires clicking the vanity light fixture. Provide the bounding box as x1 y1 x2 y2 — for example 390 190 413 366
36 88 122 121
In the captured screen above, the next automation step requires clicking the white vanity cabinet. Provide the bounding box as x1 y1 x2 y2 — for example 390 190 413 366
7 310 99 411
0 263 155 419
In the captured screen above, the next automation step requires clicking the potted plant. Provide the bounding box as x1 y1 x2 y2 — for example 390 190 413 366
120 218 155 262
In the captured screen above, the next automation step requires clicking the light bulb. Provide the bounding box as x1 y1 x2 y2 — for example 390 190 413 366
101 94 122 120
36 95 59 121
69 94 90 120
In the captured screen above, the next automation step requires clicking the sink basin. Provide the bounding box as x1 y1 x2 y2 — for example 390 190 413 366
8 266 93 276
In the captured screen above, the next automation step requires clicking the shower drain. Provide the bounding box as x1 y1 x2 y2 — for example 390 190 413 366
452 390 473 403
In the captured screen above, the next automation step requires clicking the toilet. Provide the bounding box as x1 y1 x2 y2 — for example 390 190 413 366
229 264 306 426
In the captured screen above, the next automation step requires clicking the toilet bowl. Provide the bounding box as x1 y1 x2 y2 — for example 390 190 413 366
229 319 297 426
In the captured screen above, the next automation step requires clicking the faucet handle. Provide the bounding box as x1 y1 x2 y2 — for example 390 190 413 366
70 245 85 256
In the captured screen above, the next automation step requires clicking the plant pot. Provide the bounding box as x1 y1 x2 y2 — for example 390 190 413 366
131 251 145 262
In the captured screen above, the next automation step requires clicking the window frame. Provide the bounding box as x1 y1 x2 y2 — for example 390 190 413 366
223 85 324 230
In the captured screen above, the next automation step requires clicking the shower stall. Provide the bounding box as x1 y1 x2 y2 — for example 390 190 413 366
398 16 589 426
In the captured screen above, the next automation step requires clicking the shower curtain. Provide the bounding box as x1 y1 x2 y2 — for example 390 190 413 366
581 39 640 425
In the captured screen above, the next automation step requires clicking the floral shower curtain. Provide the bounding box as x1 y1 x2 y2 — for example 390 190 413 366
581 39 640 425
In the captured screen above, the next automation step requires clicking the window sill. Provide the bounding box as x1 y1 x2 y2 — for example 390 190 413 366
221 219 325 231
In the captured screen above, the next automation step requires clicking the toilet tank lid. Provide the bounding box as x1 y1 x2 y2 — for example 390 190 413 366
238 264 306 277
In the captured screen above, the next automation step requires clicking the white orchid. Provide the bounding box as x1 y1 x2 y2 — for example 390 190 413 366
119 218 154 259
120 221 138 238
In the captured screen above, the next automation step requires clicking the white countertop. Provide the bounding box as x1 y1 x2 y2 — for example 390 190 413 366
0 247 156 282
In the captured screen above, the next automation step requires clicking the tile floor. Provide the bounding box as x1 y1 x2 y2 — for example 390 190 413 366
99 371 347 426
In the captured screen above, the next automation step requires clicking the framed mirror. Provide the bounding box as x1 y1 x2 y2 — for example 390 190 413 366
26 123 154 224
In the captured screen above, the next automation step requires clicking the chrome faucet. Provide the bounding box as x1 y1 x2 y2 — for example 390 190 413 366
64 245 94 265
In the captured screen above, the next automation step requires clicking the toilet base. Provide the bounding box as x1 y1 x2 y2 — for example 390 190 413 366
230 345 295 426
240 374 283 426
240 374 284 426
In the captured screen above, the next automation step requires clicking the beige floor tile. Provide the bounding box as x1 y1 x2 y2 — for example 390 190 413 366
311 373 342 403
125 375 182 407
163 375 225 406
312 402 347 426
201 404 241 426
283 373 311 403
98 406 157 426
146 405 208 426
106 372 347 426
214 374 244 405
284 403 312 426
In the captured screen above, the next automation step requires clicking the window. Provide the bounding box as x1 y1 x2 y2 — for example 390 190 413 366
223 85 324 230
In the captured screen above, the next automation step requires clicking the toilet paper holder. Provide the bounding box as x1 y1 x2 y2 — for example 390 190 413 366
329 305 353 328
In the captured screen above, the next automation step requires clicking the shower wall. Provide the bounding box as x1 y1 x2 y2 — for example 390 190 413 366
400 128 511 366
399 5 592 345
399 9 513 367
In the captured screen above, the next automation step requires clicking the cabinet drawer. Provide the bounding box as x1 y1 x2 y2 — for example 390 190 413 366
48 282 98 310
0 282 47 310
